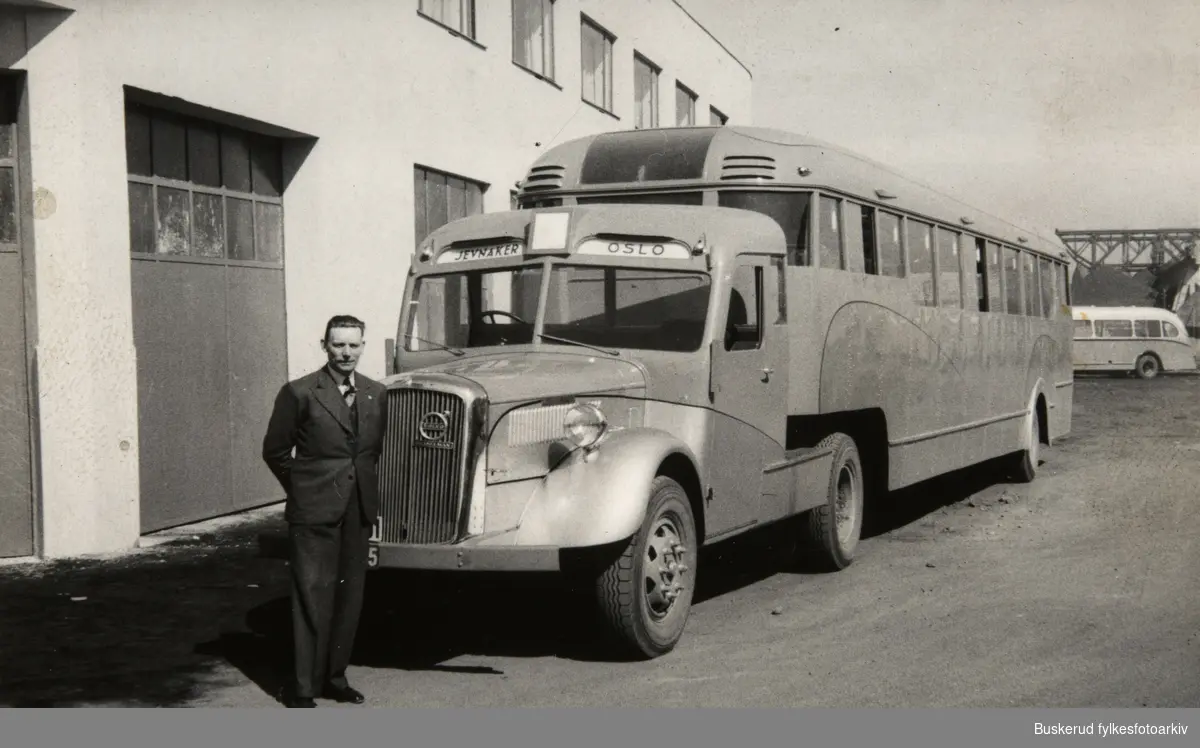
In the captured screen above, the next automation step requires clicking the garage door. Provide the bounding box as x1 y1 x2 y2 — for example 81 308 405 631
126 102 288 532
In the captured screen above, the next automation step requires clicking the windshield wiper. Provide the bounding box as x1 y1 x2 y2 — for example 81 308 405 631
403 333 465 356
536 332 620 357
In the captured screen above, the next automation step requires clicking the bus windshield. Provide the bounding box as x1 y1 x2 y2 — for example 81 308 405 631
404 263 711 354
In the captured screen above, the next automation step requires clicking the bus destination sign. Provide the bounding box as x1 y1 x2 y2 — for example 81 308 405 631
575 238 692 260
437 242 524 264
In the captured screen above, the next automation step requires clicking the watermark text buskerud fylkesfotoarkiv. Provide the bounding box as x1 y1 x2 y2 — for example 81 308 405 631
1034 721 1190 737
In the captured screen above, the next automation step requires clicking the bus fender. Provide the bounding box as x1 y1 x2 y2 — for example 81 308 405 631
511 428 702 548
1023 377 1047 449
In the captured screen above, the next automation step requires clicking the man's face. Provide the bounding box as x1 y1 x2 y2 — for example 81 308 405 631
323 326 364 376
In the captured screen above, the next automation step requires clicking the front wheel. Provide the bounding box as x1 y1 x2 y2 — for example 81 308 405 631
594 476 697 659
1010 402 1041 483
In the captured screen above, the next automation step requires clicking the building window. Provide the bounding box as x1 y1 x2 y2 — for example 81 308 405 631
633 53 659 129
581 17 614 113
125 104 284 265
709 106 727 126
513 0 555 80
413 165 486 247
675 82 696 126
419 0 477 39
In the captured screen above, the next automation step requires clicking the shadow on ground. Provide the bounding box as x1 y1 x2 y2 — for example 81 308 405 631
0 455 1027 706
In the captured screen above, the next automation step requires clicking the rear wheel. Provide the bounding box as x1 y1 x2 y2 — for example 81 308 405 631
1135 353 1160 380
594 476 697 659
1010 401 1041 483
799 433 864 571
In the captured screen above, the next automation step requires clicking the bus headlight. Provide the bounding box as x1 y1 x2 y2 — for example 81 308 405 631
564 403 607 449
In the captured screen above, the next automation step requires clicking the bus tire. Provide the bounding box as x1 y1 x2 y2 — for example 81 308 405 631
1011 403 1040 483
800 433 864 572
1135 353 1160 380
594 476 697 659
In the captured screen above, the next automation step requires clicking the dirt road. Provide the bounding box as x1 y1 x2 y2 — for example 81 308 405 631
3 375 1197 708
201 374 1200 708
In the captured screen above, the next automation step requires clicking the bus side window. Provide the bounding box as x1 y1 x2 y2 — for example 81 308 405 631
718 191 811 267
1147 319 1162 338
725 265 762 351
1134 319 1149 338
1073 319 1093 339
818 195 843 270
974 237 987 312
877 211 903 278
842 201 867 273
861 205 878 275
1164 321 1181 338
906 218 935 307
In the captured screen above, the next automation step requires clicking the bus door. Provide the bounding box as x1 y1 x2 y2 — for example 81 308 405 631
706 256 789 538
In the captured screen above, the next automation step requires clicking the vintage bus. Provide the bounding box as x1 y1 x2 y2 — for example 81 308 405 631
372 126 1074 659
1071 305 1196 378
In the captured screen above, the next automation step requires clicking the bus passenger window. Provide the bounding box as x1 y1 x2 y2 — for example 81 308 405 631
1038 258 1054 317
937 227 963 309
1058 263 1070 306
1003 247 1022 315
1147 320 1162 338
906 218 934 306
1164 321 1181 338
818 196 843 270
724 265 761 351
1134 319 1150 338
860 205 878 274
841 202 866 273
973 238 987 311
718 191 811 266
986 242 1004 313
877 211 903 278
1073 319 1093 339
1097 320 1132 338
1022 251 1039 317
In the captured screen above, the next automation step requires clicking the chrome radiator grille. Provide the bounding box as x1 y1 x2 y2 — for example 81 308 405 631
378 387 468 544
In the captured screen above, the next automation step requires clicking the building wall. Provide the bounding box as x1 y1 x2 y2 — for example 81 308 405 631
1 0 751 557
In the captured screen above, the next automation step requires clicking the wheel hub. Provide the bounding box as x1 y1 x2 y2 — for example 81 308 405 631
644 518 689 619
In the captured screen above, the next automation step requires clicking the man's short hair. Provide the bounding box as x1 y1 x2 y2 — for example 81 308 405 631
324 314 366 342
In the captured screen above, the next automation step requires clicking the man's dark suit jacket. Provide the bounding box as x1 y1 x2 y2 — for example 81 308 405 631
262 367 388 525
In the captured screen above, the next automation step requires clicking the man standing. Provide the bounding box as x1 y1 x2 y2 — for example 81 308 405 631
262 315 388 708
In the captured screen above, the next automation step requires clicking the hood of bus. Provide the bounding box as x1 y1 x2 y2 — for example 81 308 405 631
406 350 647 405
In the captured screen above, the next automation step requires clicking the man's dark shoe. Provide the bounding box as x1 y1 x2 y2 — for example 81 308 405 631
322 684 365 704
284 695 317 708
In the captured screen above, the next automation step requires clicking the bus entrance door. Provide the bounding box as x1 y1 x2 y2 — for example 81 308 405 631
706 259 788 539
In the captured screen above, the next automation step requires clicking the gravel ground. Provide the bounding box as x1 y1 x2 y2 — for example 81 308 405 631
2 373 1198 708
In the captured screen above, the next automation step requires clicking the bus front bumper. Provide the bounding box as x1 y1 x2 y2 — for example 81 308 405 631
369 542 562 572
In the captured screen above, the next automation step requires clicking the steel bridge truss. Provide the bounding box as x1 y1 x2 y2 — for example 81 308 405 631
1056 228 1200 274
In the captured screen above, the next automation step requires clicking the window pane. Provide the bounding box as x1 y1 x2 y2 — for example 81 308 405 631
514 0 552 76
125 109 152 176
426 171 448 233
1038 258 1054 317
1147 319 1162 338
937 228 961 309
1059 264 1070 306
127 182 155 254
413 169 428 246
0 166 16 245
1004 247 1022 314
1134 319 1149 338
446 176 467 223
226 197 255 260
818 196 841 269
1022 251 1038 316
634 56 657 129
1098 320 1132 338
675 84 694 126
255 202 283 263
192 192 225 258
1164 321 1181 338
187 124 221 187
250 136 282 197
986 242 1003 312
151 115 188 181
0 124 11 159
718 191 811 266
221 131 252 193
466 181 483 216
842 202 866 273
968 237 984 311
877 212 903 277
1073 319 1092 338
906 219 933 306
155 186 190 255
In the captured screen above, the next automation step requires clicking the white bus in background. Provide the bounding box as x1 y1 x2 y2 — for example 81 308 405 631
1071 305 1197 379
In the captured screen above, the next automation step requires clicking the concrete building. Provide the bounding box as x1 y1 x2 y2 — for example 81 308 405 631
0 0 751 560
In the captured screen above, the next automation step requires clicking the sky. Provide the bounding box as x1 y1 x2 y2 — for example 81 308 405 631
682 0 1200 237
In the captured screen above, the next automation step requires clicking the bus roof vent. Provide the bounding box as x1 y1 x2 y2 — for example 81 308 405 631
720 154 777 181
520 164 567 194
